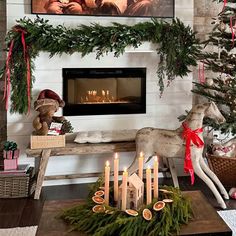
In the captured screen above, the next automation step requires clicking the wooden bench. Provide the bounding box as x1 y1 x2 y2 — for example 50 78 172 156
26 141 136 199
26 140 179 200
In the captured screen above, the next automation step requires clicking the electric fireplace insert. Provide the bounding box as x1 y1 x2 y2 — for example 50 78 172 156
63 68 146 116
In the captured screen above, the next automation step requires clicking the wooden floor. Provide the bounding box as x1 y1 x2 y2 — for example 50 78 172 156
0 176 235 229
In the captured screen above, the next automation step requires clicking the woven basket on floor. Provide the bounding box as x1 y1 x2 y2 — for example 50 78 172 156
0 167 35 198
206 154 236 189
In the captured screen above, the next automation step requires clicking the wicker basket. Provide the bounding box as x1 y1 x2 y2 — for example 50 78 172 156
0 167 36 198
206 154 236 189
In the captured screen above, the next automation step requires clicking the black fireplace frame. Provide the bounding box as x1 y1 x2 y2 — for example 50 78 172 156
63 68 146 116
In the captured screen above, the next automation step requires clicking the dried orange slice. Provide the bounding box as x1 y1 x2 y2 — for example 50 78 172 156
95 190 105 196
125 209 138 216
153 201 165 211
92 195 105 204
159 189 173 194
163 199 173 203
92 205 105 213
142 208 152 221
105 209 114 214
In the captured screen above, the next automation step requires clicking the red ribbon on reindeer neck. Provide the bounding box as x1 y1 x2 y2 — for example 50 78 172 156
182 122 204 185
4 26 31 113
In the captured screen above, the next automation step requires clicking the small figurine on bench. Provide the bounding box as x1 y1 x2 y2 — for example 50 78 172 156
33 89 66 136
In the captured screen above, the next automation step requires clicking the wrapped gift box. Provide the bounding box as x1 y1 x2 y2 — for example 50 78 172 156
3 159 18 170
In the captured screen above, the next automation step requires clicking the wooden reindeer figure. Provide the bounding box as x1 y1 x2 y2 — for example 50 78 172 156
128 102 229 209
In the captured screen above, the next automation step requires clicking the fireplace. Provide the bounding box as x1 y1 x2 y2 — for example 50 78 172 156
63 68 146 116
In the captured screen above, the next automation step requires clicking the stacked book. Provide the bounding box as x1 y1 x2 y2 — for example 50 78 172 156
0 164 31 176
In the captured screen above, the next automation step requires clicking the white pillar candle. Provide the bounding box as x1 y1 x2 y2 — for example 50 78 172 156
114 153 119 202
121 168 128 211
104 161 110 205
138 152 144 180
153 156 159 199
146 166 152 205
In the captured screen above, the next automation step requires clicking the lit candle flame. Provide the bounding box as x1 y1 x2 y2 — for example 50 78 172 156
106 161 110 167
115 153 118 159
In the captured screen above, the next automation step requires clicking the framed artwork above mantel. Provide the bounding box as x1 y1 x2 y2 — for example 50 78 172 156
31 0 174 18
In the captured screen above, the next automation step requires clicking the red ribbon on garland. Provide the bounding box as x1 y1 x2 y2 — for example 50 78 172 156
4 26 31 113
182 122 204 185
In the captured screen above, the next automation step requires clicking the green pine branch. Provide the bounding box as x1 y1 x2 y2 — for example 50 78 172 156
192 1 236 135
60 185 192 236
1 16 201 114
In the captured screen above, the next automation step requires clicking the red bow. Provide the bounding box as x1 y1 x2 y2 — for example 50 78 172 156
182 122 204 185
4 26 31 114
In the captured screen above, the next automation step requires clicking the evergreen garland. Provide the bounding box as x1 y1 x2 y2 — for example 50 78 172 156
60 180 192 236
0 16 201 114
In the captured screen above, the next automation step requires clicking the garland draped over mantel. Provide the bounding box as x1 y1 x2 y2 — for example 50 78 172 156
0 17 201 114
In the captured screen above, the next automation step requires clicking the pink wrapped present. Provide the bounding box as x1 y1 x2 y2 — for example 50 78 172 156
13 149 20 159
3 150 13 159
3 149 20 159
3 159 18 170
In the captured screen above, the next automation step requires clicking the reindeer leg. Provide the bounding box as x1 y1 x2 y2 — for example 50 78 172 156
128 131 154 175
166 158 179 188
128 153 139 175
192 156 227 209
199 157 229 199
128 151 153 175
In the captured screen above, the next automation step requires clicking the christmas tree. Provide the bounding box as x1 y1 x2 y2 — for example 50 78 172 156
192 0 236 135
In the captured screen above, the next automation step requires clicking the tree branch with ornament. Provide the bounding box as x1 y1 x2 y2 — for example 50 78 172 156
193 1 236 135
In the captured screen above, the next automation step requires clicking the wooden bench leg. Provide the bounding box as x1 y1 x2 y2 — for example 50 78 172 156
34 149 51 200
167 158 179 188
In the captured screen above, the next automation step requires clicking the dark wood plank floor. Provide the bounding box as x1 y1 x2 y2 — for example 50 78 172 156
0 176 235 229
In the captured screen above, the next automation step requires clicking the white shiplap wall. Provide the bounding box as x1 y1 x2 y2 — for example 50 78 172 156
7 0 194 185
